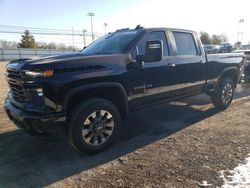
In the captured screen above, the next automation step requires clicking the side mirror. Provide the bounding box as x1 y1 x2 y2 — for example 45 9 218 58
136 40 163 63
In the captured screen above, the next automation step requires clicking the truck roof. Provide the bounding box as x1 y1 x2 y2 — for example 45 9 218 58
145 27 195 33
115 26 196 34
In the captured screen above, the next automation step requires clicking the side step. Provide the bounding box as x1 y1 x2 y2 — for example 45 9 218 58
204 84 215 95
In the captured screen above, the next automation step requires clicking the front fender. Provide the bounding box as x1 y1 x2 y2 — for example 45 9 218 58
62 82 128 116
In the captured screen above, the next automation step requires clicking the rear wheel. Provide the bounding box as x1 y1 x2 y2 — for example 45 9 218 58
211 77 235 109
67 98 121 154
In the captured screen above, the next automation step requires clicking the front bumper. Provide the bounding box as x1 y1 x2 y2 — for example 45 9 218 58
4 98 66 133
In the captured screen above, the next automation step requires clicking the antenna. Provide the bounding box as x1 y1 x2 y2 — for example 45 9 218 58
135 25 143 29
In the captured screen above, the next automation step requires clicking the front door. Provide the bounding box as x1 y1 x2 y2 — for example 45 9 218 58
128 30 175 108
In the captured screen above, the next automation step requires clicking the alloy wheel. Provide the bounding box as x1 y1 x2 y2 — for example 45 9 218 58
221 82 233 105
82 110 114 146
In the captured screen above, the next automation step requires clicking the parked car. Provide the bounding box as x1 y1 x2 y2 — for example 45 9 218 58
203 44 219 54
218 42 233 53
4 26 246 153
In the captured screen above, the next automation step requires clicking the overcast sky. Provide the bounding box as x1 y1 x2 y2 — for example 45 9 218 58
0 0 249 45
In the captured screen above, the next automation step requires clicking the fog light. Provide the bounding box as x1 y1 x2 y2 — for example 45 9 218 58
36 88 44 97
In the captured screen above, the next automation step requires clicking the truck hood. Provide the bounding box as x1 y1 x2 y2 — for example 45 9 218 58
7 53 130 75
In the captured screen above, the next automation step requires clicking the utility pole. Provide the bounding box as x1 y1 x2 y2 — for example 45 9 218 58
72 27 75 51
82 29 87 48
104 23 108 34
238 19 244 43
239 19 244 43
87 12 95 42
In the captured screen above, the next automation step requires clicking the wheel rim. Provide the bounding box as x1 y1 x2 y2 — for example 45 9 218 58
82 110 114 146
222 82 233 105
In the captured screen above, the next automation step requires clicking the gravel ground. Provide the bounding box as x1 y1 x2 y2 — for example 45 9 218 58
0 61 250 188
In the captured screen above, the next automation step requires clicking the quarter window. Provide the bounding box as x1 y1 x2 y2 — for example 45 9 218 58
173 32 198 56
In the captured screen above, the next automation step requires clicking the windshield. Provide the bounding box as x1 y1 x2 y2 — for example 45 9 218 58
80 30 141 54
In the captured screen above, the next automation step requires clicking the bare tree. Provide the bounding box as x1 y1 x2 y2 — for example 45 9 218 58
0 40 18 48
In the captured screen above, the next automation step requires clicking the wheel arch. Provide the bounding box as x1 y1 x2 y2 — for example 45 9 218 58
63 82 128 120
218 67 239 88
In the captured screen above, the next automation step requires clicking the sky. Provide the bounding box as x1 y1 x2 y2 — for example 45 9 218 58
0 0 249 47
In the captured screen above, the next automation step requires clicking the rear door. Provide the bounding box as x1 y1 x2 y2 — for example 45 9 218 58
170 31 206 94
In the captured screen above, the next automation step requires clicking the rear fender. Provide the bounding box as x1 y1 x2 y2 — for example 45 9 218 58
217 67 239 87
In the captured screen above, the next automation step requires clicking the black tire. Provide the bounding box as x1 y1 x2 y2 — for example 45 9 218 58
211 77 235 109
67 98 121 154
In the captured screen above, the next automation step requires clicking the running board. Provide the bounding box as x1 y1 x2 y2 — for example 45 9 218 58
204 84 215 95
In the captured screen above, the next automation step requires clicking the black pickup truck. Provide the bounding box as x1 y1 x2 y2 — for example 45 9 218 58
4 26 245 153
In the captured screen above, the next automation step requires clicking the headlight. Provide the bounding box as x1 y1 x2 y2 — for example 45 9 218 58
25 70 54 78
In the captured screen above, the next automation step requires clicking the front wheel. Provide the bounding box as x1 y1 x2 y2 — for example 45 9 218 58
211 78 235 109
67 98 121 154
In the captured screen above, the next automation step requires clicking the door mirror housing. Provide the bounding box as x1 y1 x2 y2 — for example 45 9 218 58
136 40 163 63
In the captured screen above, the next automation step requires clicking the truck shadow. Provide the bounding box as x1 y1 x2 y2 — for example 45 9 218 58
179 84 250 106
0 92 247 187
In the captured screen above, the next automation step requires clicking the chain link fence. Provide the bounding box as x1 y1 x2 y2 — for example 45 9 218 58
0 25 105 60
0 48 75 60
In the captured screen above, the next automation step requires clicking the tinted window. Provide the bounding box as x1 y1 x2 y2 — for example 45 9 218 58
81 30 141 54
173 32 198 56
136 31 169 56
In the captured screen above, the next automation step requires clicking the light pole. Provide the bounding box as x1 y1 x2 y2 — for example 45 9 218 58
239 19 244 43
87 12 95 42
72 27 75 51
82 29 87 48
104 23 108 34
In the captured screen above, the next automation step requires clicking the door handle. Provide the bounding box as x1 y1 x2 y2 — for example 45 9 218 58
167 63 176 67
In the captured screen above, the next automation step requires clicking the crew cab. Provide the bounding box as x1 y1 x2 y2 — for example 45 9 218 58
4 26 245 153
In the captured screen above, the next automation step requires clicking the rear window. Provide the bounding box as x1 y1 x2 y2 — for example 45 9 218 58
173 32 198 56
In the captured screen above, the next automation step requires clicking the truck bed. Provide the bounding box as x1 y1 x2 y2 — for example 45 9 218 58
207 53 245 64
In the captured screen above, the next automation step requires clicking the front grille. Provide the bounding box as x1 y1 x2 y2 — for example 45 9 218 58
6 69 27 101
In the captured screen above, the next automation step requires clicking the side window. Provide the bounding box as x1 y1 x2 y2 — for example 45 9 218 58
135 31 169 56
173 32 198 56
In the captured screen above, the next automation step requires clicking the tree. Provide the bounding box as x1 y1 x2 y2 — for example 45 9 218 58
47 42 57 49
0 40 7 48
36 42 48 49
0 40 18 48
200 32 228 45
200 32 211 44
211 34 222 45
58 43 67 50
220 34 228 43
18 30 37 48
